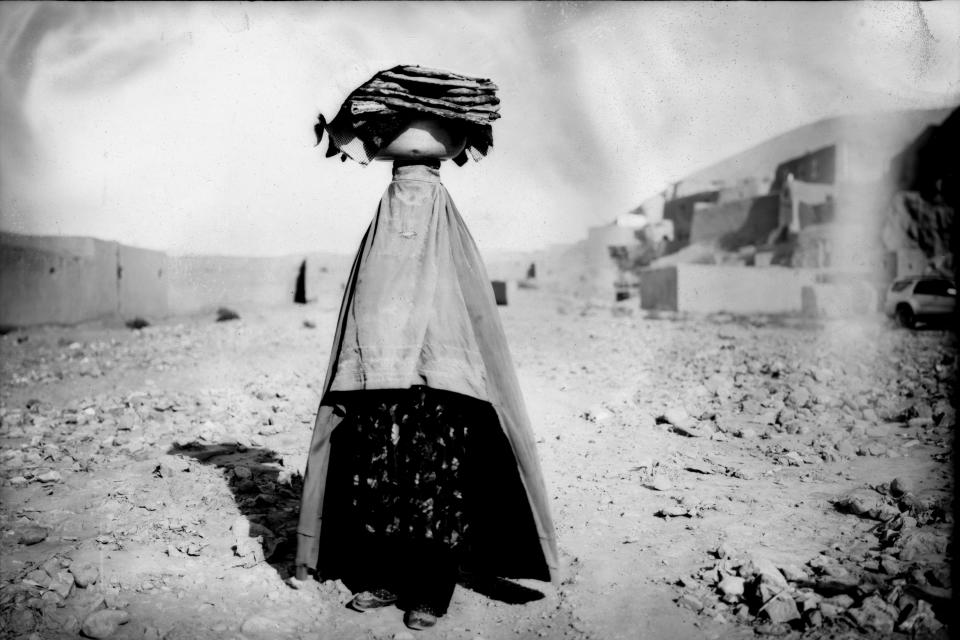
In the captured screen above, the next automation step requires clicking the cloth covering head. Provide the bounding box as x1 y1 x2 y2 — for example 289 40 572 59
315 65 500 166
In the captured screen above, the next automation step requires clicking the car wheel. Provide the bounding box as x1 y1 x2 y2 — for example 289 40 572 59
896 305 915 329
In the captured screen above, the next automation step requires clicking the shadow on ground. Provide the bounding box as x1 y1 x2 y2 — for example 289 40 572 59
167 441 545 605
458 573 544 604
168 442 302 579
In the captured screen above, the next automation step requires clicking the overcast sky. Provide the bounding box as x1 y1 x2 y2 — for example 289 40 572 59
1 1 958 256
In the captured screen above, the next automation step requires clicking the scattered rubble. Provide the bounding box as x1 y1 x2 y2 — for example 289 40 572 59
80 608 130 638
672 469 953 636
0 294 953 639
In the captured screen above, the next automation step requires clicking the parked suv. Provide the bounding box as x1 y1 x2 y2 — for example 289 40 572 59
884 275 956 328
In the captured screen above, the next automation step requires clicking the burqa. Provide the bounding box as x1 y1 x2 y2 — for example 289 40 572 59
296 162 558 588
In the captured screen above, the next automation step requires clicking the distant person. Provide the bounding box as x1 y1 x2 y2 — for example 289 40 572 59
296 65 558 631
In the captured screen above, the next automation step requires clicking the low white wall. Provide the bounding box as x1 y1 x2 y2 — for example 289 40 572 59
678 265 818 314
641 264 819 314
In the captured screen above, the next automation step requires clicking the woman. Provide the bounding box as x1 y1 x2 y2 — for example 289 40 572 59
296 67 558 631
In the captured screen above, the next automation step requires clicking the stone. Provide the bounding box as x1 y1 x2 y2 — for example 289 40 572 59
66 591 106 618
757 583 799 623
740 555 788 588
896 592 919 615
736 427 757 439
41 556 62 576
846 595 896 634
232 465 252 481
805 609 823 628
71 563 100 588
811 368 833 383
39 592 62 609
879 555 902 575
759 410 780 425
240 614 297 638
865 443 886 456
160 624 197 640
9 608 37 634
834 489 899 521
821 563 851 581
142 627 162 640
834 439 856 458
782 451 803 466
796 592 821 612
778 564 808 582
911 403 934 419
742 398 763 415
788 388 810 408
898 530 947 562
18 526 49 545
661 406 690 426
45 608 83 634
826 594 854 609
80 609 130 638
102 591 129 610
926 567 951 589
583 406 613 424
670 421 711 437
51 571 74 598
898 599 942 634
705 374 733 397
807 554 832 573
718 576 745 601
37 470 62 483
649 475 673 491
889 477 911 498
677 592 704 612
24 569 51 587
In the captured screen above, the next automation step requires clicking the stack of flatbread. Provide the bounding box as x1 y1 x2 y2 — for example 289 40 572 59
315 65 500 166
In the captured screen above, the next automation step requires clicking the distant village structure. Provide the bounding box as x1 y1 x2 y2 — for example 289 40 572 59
0 233 351 328
589 107 957 314
1 108 955 327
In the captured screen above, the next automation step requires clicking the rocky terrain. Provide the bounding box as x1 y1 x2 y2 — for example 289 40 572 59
0 285 954 640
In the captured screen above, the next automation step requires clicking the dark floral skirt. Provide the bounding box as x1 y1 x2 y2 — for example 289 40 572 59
334 386 473 550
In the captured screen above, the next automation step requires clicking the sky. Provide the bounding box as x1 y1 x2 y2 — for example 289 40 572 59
1 1 958 257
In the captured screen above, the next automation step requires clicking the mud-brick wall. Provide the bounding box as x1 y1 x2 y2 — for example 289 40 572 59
640 264 818 314
0 234 120 326
165 255 304 315
690 195 783 250
1 232 353 327
303 253 351 306
118 244 168 318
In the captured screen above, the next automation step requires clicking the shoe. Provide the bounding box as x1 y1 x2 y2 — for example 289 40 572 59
349 588 398 611
403 607 439 630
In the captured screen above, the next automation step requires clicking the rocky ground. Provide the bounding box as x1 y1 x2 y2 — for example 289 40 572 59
0 285 955 640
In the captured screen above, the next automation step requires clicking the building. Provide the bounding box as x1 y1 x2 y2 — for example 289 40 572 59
637 107 957 314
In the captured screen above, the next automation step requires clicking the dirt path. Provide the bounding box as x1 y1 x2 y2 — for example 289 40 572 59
1 287 954 640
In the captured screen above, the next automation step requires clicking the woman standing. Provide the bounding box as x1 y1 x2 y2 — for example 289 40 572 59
296 66 558 631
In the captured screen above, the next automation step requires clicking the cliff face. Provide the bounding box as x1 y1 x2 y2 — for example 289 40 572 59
881 192 954 272
883 107 959 277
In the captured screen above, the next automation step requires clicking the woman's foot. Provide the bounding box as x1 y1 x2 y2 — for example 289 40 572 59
349 588 398 611
403 607 439 630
